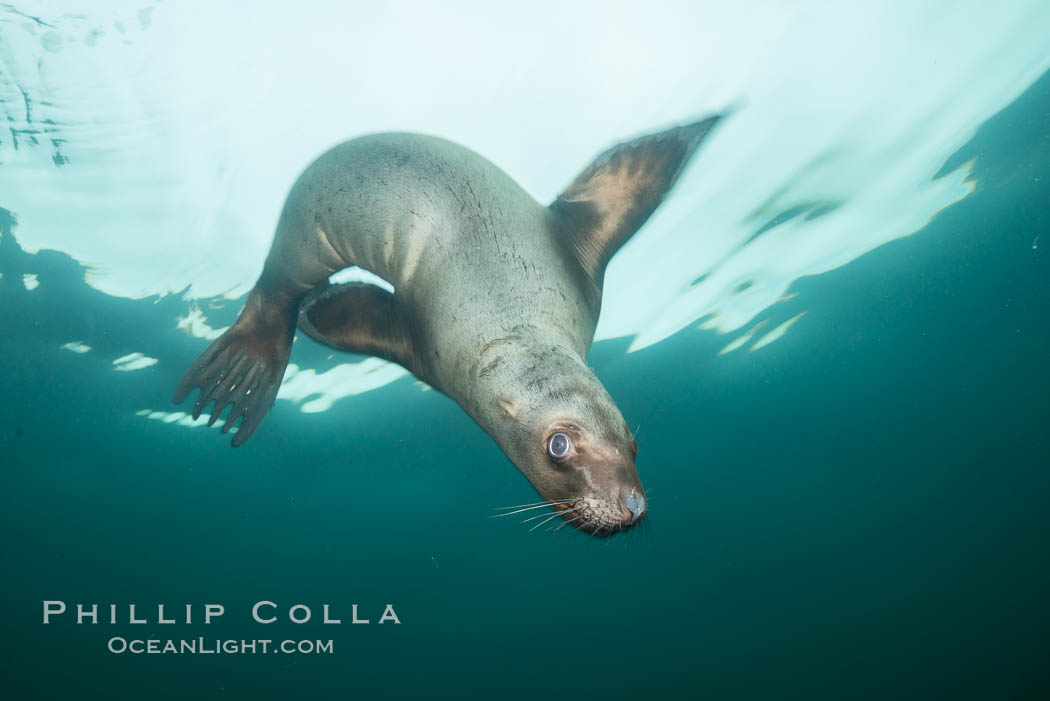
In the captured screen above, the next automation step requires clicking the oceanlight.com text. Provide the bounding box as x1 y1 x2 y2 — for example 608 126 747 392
107 637 334 655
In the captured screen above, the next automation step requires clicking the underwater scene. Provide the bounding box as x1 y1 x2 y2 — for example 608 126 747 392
2 2 1049 699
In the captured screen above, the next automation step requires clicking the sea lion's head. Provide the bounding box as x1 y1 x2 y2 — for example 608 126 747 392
528 415 646 536
489 351 647 536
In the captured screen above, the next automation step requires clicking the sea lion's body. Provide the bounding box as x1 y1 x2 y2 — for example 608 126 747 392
282 134 597 395
175 117 722 535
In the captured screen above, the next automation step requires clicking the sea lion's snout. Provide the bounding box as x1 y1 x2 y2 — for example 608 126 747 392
624 489 647 524
521 420 647 536
560 486 646 536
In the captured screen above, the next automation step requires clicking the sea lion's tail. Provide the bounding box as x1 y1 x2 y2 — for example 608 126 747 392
172 288 296 446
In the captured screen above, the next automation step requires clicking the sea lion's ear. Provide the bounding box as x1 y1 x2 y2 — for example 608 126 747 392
498 398 519 419
550 114 723 287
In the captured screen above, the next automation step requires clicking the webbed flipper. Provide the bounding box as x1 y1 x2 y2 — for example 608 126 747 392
297 282 418 375
550 114 724 291
173 289 296 446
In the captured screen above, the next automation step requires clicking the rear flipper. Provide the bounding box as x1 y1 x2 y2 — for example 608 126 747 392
297 281 418 376
173 289 296 446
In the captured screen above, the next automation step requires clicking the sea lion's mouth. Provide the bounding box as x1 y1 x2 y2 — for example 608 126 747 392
551 498 645 537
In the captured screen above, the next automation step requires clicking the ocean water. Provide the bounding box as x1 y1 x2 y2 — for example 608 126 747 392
2 3 1049 699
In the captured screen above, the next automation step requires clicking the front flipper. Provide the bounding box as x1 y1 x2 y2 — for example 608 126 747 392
297 282 418 375
173 289 296 446
550 114 724 292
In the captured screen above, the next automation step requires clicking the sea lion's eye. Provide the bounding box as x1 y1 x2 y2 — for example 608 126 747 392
548 433 571 459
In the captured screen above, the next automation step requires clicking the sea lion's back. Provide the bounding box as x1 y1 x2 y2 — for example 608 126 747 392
290 133 540 283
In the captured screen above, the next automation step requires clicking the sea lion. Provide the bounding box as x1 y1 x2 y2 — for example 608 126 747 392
174 116 722 535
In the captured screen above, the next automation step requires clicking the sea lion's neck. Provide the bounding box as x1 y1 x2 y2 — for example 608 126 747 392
460 336 611 448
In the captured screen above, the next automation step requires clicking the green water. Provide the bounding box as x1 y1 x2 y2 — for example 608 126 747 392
2 54 1049 701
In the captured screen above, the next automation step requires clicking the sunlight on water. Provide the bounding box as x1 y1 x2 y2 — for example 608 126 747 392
112 352 158 371
3 0 1050 414
277 360 410 413
60 341 91 354
174 306 226 341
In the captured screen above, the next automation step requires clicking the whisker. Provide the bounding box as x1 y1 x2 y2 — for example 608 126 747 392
626 520 644 548
521 506 578 524
493 499 573 511
552 514 585 534
528 512 563 532
489 501 574 518
549 513 586 537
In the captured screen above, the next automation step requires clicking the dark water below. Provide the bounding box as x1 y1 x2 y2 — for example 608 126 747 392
2 71 1049 701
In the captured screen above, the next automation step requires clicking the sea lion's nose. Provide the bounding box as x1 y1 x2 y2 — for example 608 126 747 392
624 490 647 524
